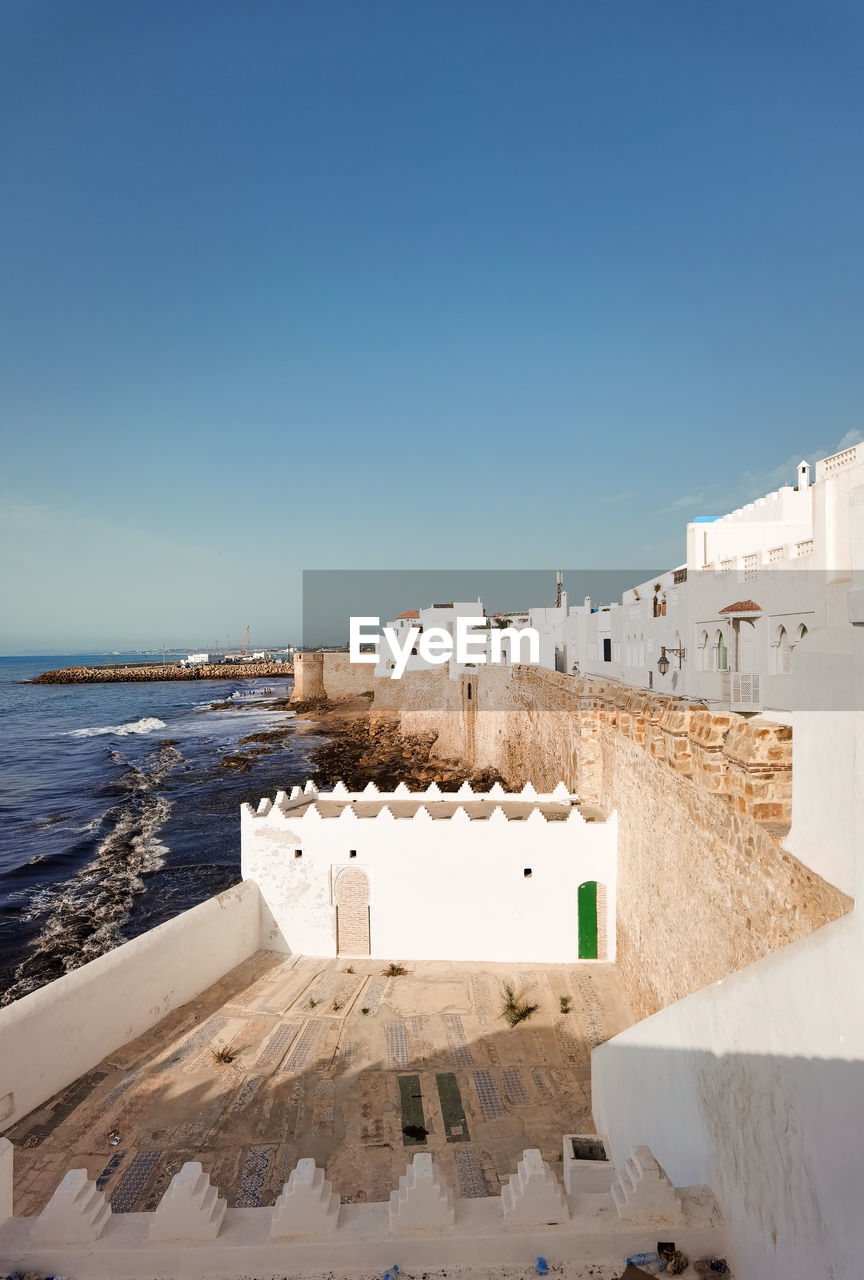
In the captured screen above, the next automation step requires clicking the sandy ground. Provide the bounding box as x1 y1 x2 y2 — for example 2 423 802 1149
5 954 634 1218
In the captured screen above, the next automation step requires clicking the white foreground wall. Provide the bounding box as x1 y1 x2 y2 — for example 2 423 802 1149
0 1143 727 1280
0 881 260 1129
241 784 617 963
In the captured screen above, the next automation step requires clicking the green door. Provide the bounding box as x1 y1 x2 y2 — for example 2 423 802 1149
578 881 598 959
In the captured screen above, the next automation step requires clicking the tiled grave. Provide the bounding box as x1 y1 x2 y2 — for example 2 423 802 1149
4 956 633 1213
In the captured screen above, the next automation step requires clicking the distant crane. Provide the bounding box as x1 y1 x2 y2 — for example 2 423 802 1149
241 625 250 656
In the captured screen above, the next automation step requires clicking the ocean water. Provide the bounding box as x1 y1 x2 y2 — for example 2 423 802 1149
0 655 322 1004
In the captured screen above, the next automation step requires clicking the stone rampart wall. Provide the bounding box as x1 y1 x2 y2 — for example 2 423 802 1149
292 652 375 702
373 665 851 1019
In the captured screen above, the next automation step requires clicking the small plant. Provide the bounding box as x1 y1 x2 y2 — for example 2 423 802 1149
383 962 408 977
345 965 355 974
210 1044 236 1065
361 1006 371 1016
559 995 572 1015
307 997 320 1009
501 982 539 1028
332 998 344 1012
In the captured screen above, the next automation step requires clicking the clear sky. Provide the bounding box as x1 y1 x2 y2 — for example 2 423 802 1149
2 0 863 651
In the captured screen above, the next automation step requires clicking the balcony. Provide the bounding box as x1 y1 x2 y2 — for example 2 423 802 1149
721 671 761 711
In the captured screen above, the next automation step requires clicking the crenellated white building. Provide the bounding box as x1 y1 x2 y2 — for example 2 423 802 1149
241 780 616 964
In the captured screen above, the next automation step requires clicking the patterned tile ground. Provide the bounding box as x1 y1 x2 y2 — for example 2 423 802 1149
231 1076 263 1113
7 957 634 1215
109 1149 161 1212
159 1016 227 1070
471 975 492 1015
443 1014 475 1067
358 975 390 1015
472 1069 505 1119
95 1150 126 1191
255 1021 301 1066
281 1020 322 1074
556 1024 581 1064
234 1144 274 1207
386 1020 409 1068
454 1145 491 1197
11 1071 107 1148
501 1067 529 1105
531 1066 550 1098
100 1073 137 1110
573 974 607 1046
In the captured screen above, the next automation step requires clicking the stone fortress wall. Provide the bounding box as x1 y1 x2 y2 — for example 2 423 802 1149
371 661 851 1020
291 650 375 702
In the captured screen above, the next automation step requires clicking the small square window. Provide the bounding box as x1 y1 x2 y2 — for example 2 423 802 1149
349 850 357 858
294 849 303 859
523 868 532 879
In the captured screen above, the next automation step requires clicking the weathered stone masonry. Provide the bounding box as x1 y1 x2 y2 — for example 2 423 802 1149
372 663 851 1020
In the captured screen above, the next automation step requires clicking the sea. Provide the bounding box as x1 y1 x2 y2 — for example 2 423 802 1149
0 655 323 1005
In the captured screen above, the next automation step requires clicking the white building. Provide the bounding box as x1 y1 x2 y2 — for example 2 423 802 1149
184 651 224 666
536 443 864 715
241 780 616 964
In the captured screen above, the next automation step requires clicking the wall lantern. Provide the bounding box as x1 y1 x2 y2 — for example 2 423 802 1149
657 645 686 675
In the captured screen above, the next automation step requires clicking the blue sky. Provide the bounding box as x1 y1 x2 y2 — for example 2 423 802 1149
2 0 863 651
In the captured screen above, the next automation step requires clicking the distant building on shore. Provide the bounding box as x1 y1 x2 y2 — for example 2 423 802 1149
183 651 224 666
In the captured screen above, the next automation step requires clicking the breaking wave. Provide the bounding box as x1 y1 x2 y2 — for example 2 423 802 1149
0 742 181 1006
68 716 167 738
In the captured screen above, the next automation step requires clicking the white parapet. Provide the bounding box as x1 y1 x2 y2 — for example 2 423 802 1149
31 1168 110 1244
0 1138 11 1225
610 1146 684 1224
501 1149 569 1226
150 1161 226 1242
271 1157 339 1238
389 1153 456 1232
562 1134 614 1194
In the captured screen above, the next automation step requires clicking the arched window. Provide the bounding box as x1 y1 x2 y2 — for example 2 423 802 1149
797 623 809 642
772 625 792 675
715 630 728 672
697 630 710 672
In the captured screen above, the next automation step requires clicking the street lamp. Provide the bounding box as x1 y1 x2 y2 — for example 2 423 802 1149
657 645 685 675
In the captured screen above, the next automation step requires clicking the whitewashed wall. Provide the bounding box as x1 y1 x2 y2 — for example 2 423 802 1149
241 791 617 964
591 490 864 1280
0 881 261 1128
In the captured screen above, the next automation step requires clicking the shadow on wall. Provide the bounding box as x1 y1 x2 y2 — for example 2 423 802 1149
593 1039 864 1280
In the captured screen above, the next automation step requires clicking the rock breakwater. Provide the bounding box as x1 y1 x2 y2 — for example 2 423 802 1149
30 662 292 684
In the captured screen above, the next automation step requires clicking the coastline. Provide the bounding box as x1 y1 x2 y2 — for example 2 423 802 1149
295 697 507 792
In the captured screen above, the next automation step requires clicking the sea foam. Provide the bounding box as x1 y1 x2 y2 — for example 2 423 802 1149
69 716 167 738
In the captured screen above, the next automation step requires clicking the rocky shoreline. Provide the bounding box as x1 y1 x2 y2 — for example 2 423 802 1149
203 691 497 792
303 702 504 792
30 661 292 684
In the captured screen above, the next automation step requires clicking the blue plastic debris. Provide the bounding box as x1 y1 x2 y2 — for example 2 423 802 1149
535 1257 549 1276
